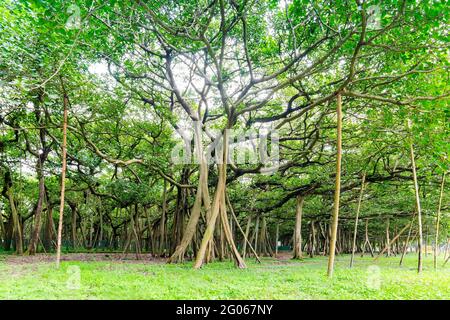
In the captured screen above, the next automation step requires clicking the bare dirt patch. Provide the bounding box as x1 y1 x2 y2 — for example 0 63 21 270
4 253 168 265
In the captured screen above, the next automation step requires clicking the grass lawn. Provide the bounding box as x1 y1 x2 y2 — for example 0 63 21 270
0 252 449 299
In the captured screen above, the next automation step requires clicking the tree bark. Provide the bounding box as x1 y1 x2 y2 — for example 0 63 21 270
0 205 5 245
327 93 342 277
242 216 252 258
27 159 46 255
159 179 167 255
44 204 55 251
292 195 304 259
253 215 260 255
56 92 68 268
385 217 391 257
168 122 207 263
350 173 366 267
408 120 423 273
219 193 246 267
275 222 279 257
70 202 77 248
194 129 245 268
310 220 316 258
226 195 260 263
399 215 415 266
130 205 141 259
375 221 411 261
6 185 23 254
434 172 446 270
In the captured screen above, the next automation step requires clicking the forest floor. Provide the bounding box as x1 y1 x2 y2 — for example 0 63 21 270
0 251 449 299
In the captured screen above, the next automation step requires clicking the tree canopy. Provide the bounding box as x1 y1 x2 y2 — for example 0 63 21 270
0 0 448 273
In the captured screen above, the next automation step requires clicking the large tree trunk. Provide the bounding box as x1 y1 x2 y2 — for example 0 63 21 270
292 195 304 259
43 204 55 251
193 129 228 268
168 122 208 263
193 129 246 269
327 93 343 277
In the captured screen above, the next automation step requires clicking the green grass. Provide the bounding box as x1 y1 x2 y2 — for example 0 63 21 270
0 253 449 299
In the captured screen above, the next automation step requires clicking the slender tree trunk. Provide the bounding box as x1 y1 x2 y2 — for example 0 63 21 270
130 205 141 259
6 186 23 254
375 222 411 261
327 93 342 278
159 180 167 256
293 195 304 259
275 222 279 257
98 208 103 246
409 121 423 273
350 173 366 267
385 217 391 257
28 161 46 255
144 206 153 254
219 193 245 267
171 170 188 254
0 205 5 244
400 214 415 266
242 216 252 258
70 203 77 248
217 213 225 261
88 209 94 248
444 238 450 261
253 215 260 255
310 220 316 258
56 93 68 268
444 254 450 266
28 93 49 255
319 223 327 255
226 195 260 263
434 172 446 270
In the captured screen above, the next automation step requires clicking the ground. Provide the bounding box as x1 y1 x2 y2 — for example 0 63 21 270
0 251 449 299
